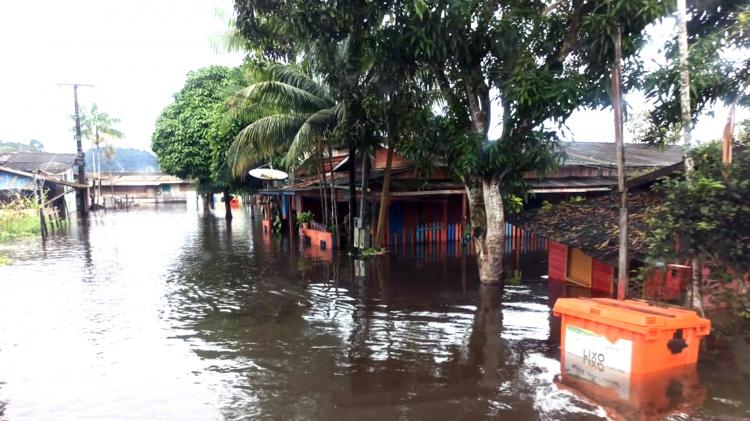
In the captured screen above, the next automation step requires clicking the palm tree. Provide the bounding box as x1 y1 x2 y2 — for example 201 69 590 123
228 64 341 172
78 104 123 206
228 64 343 235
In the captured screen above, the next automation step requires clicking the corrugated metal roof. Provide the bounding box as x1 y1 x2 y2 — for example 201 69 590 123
99 174 190 187
561 142 683 168
0 152 77 173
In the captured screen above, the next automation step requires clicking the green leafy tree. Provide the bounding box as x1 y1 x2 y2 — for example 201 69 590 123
233 0 387 246
641 2 750 143
73 103 123 206
232 0 671 282
152 65 251 219
228 63 339 174
391 0 670 283
648 142 750 318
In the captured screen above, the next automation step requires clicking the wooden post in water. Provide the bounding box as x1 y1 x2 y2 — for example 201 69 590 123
612 26 628 300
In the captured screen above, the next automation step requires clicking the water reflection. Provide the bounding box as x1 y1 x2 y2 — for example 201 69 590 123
0 207 747 420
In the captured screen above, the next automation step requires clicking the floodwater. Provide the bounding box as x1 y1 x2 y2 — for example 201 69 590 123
0 207 748 420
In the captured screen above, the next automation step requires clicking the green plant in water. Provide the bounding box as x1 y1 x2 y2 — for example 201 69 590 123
0 195 42 243
506 270 523 286
359 247 387 257
272 215 282 233
297 211 314 224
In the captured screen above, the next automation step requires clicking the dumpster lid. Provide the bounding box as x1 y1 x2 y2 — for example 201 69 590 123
553 298 711 332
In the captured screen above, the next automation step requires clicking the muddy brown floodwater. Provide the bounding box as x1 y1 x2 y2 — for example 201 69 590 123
0 207 748 420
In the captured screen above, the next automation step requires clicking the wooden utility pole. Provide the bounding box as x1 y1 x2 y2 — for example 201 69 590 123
612 26 628 300
59 83 93 219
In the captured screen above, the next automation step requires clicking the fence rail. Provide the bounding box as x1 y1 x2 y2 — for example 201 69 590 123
387 222 547 255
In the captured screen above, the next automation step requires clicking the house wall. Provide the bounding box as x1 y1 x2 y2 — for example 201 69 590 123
101 183 195 207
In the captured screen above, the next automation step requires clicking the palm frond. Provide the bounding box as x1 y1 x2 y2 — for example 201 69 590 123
233 81 332 113
228 113 308 177
266 64 332 101
285 107 338 169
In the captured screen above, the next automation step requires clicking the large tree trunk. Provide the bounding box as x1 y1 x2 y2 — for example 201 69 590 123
374 143 394 248
466 177 505 284
480 174 505 284
223 190 232 221
464 80 503 285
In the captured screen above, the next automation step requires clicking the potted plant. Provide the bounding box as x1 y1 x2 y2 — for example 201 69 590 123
297 211 314 229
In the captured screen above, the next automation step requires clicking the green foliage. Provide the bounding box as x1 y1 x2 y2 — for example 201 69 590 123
0 140 44 153
296 211 314 224
0 196 41 243
505 270 523 286
227 63 340 176
541 201 554 213
648 142 750 276
75 103 123 148
272 215 282 233
569 195 586 204
358 247 387 257
0 255 10 266
152 66 258 194
641 2 750 144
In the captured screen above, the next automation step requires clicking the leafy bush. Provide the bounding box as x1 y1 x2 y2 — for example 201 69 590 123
0 195 41 242
647 142 750 320
648 142 750 275
296 211 314 224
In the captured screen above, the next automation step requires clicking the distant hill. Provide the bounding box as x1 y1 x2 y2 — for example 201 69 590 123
86 147 159 173
0 140 44 153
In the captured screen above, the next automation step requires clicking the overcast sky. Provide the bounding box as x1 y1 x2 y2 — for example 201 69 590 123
0 2 746 154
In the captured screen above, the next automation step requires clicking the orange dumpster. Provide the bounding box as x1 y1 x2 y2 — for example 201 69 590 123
557 356 707 421
553 298 711 374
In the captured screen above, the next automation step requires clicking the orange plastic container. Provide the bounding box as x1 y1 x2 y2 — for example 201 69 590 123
553 298 711 374
557 358 707 421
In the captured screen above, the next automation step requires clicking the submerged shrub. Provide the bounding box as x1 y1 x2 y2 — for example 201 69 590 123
0 194 41 242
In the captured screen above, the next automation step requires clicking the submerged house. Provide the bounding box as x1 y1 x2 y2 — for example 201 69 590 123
97 173 195 207
517 146 685 296
259 142 683 255
0 152 86 216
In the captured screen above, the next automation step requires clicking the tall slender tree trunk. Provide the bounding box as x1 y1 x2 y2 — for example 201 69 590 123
328 146 340 244
612 26 629 300
319 147 329 227
202 194 210 216
223 190 232 221
348 140 356 248
677 0 703 312
358 146 371 247
374 142 395 248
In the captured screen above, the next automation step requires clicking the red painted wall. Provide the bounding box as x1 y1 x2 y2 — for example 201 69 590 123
591 259 614 294
548 240 568 281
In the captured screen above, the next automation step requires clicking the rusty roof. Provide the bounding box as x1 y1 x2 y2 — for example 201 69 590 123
515 188 664 265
